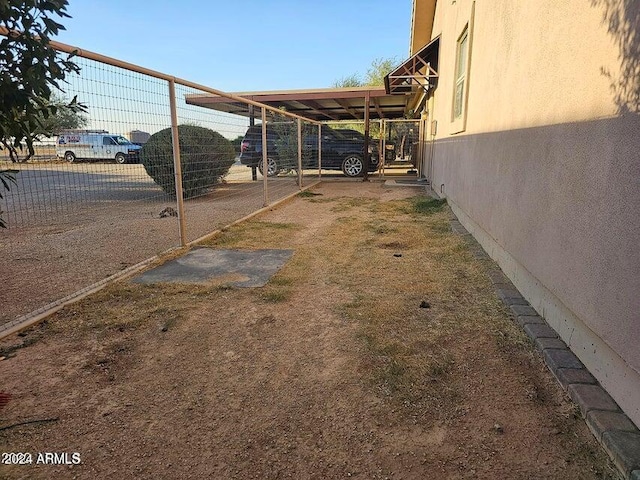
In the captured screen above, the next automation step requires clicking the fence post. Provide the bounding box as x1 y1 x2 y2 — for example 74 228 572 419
363 91 370 182
262 107 269 207
378 119 384 179
318 123 322 179
297 119 303 188
168 79 187 247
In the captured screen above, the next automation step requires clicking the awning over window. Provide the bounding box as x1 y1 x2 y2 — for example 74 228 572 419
384 36 440 96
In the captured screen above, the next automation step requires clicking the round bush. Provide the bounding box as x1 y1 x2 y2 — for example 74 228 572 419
141 125 235 198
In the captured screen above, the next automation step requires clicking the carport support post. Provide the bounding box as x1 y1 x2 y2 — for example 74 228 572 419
297 119 303 188
168 78 187 247
261 107 269 207
318 124 322 178
249 105 258 181
363 91 370 182
379 119 384 178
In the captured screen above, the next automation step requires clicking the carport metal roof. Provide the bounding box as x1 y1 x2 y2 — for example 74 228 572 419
185 86 410 122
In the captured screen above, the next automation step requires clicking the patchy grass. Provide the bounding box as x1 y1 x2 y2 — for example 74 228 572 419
407 197 447 215
365 220 398 235
323 195 531 411
298 190 323 198
202 221 299 249
259 289 291 303
1 189 617 479
44 283 214 335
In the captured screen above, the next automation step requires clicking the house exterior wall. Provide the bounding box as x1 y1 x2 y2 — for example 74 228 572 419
415 0 640 426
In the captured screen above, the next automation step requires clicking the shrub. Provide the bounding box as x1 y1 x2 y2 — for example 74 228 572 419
141 125 235 198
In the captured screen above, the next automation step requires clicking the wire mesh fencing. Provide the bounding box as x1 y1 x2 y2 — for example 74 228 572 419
317 118 422 178
0 48 318 328
379 119 421 176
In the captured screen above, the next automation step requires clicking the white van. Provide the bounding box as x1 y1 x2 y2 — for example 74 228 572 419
56 130 142 164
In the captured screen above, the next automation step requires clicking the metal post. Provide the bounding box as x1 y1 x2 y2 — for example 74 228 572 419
378 119 384 179
381 120 386 179
297 119 303 188
363 91 370 181
318 124 322 178
417 117 426 179
168 79 187 247
262 107 268 207
249 105 257 181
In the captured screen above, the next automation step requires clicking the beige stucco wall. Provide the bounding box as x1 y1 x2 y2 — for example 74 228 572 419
422 0 640 425
410 0 437 55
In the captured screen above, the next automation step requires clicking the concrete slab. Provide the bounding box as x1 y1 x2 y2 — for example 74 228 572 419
133 248 294 288
383 179 426 187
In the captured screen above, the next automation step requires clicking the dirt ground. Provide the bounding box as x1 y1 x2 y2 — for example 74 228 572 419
0 182 618 479
0 161 301 324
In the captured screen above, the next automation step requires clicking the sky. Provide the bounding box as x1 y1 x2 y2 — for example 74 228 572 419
55 0 414 93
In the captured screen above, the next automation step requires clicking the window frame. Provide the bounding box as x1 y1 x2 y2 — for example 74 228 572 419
452 27 469 121
450 4 475 135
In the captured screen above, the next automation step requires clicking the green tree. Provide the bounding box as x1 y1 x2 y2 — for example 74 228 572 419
332 57 398 88
364 58 397 86
332 73 363 88
330 57 399 140
37 93 88 135
230 135 244 155
0 0 85 163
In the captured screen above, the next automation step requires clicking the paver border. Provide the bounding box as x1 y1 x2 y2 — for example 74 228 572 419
450 211 640 479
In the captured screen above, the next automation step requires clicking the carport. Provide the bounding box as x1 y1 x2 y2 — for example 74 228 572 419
187 38 439 180
186 86 419 181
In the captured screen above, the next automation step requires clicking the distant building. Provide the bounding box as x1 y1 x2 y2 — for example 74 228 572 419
128 130 150 145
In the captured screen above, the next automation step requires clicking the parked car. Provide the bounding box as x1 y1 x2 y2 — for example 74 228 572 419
239 124 378 177
56 130 141 164
334 129 365 141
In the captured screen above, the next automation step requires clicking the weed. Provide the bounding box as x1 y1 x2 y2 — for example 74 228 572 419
203 221 298 249
269 276 294 287
409 197 447 215
0 334 41 358
260 289 291 303
365 220 398 235
298 190 323 198
331 197 374 212
430 219 452 233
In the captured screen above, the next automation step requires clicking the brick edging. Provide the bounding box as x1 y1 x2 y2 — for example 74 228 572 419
449 215 640 479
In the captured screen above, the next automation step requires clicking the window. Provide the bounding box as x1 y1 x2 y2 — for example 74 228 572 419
453 27 469 121
103 137 116 146
115 136 132 145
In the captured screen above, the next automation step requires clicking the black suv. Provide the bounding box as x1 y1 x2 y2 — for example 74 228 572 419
239 124 378 177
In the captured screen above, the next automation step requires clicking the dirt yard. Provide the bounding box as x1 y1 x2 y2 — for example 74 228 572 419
0 182 618 479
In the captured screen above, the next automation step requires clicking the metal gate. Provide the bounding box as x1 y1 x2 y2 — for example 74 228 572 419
379 119 421 177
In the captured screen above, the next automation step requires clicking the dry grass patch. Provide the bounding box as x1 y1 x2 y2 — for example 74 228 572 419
0 185 617 479
325 197 541 408
203 221 299 249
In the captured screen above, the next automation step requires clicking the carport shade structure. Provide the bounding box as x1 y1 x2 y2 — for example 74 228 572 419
185 86 411 180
